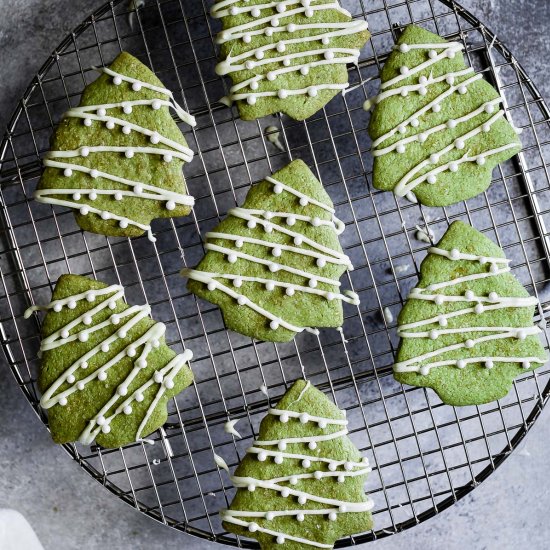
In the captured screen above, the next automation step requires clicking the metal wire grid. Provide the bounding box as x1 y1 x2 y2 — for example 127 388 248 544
1 0 550 546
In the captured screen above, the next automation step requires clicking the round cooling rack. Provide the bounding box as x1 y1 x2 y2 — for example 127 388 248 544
2 0 550 546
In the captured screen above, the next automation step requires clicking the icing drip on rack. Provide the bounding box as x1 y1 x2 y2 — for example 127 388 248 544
211 0 369 106
35 66 196 242
394 246 545 375
220 390 373 548
25 284 193 445
182 175 358 335
369 39 519 197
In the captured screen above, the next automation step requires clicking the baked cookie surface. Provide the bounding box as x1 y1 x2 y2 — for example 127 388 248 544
368 25 521 206
394 221 547 406
221 379 374 549
26 274 193 448
183 159 358 342
36 51 196 242
211 0 370 120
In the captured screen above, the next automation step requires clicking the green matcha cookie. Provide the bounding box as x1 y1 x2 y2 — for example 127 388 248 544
182 159 358 342
221 379 374 549
368 25 521 206
35 51 196 242
211 0 370 120
394 221 547 406
25 274 193 448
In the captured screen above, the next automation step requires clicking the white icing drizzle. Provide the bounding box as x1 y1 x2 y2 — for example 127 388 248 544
25 284 193 444
220 382 373 547
214 452 231 472
224 418 242 438
370 39 520 198
211 0 368 106
395 245 545 375
36 66 196 243
183 175 356 334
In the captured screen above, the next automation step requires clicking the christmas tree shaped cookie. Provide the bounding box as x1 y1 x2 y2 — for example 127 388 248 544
211 0 370 120
394 221 547 406
35 52 196 242
182 160 359 342
25 274 193 448
221 380 374 548
368 25 521 206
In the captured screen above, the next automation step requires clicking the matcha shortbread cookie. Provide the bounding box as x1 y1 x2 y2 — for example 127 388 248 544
35 52 196 242
211 0 370 120
368 25 521 206
25 274 193 448
182 160 359 342
394 221 547 406
221 379 374 549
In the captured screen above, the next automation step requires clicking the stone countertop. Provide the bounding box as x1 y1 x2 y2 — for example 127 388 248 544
1 1 549 549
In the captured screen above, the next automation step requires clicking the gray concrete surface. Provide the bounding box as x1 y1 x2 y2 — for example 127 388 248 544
1 1 550 549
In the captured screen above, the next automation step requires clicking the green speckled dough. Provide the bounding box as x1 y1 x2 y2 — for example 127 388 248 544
222 380 373 549
212 0 370 121
394 221 547 406
185 160 355 342
369 25 521 206
37 274 193 448
36 51 193 239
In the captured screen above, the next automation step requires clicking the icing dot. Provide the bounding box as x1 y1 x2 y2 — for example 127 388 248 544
123 104 133 114
265 281 275 291
269 263 280 273
272 247 282 258
314 470 323 480
264 27 273 36
153 372 164 384
299 197 309 207
400 44 410 53
447 119 457 129
490 263 499 274
255 50 265 60
248 522 258 533
111 314 120 325
316 257 326 268
523 361 531 369
152 99 162 110
122 125 132 135
302 459 311 468
271 17 279 26
101 425 111 434
258 452 267 462
429 329 439 340
118 329 127 339
80 147 90 157
287 23 296 32
83 118 92 127
108 301 116 310
434 295 444 306
80 361 88 369
276 41 286 53
300 413 309 424
430 154 440 164
318 420 327 429
251 7 260 17
419 87 428 96
233 277 243 288
516 329 527 340
489 292 499 302
282 57 291 66
326 292 335 301
304 7 313 16
475 303 485 314
163 154 173 163
396 144 406 154
276 536 285 545
97 108 106 117
237 296 248 306
96 416 106 426
227 253 237 264
113 76 122 85
324 49 335 61
285 287 295 297
67 300 77 309
269 320 280 330
419 76 428 86
117 386 128 396
98 371 107 381
485 103 496 114
135 392 144 402
53 303 62 312
465 290 475 300
278 441 287 451
77 381 85 391
328 512 338 521
100 211 110 220
411 118 420 128
125 150 134 158
106 120 115 130
300 65 310 75
123 405 132 415
150 132 160 144
298 495 307 505
248 483 257 492
73 192 81 201
427 174 437 185
432 103 442 113
119 219 128 229
337 475 345 483
477 156 486 166
285 215 296 227
398 124 407 135
294 236 303 246
137 358 147 369
247 220 257 229
401 89 409 97
280 413 289 423
429 49 438 59
308 441 317 450
465 339 474 349
485 360 494 369
449 162 459 173
457 359 467 369
235 239 244 248
88 190 98 201
165 200 176 211
420 365 430 376
458 85 468 95
242 34 251 44
446 49 456 59
483 123 491 133
127 347 136 357
308 87 318 97
328 462 337 471
83 314 92 325
339 504 348 513
296 513 305 522
308 279 317 289
131 81 142 91
455 139 465 150
400 66 410 76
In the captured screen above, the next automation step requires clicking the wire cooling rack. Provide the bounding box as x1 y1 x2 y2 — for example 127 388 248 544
1 0 550 546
